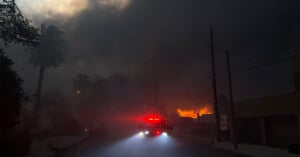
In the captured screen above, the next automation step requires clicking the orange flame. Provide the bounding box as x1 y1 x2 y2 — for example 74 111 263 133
177 105 213 119
199 106 213 116
176 109 198 119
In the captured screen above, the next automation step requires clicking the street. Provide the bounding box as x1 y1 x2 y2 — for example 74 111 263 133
2 1 300 157
62 132 247 157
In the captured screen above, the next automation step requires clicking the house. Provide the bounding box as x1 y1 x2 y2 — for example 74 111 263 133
235 53 300 147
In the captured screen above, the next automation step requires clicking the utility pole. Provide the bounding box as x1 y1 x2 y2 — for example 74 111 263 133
210 28 221 141
225 51 238 149
214 46 238 149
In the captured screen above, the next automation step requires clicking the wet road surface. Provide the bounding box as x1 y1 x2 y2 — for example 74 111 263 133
63 132 248 157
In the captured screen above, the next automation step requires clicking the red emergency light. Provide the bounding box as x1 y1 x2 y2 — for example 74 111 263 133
148 117 160 121
155 131 160 135
144 114 162 123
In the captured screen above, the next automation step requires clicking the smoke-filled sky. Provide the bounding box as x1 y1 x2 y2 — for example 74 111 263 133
6 0 300 106
17 0 130 21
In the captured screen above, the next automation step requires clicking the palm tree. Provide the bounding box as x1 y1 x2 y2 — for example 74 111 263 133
29 24 66 128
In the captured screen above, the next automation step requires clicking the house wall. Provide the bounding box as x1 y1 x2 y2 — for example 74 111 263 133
235 93 300 147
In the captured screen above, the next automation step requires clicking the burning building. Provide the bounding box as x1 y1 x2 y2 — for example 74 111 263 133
176 105 213 119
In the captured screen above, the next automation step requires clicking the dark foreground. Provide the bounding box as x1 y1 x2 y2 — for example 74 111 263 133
61 132 248 157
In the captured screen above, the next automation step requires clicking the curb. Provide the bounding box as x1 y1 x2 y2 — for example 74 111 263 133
172 133 300 157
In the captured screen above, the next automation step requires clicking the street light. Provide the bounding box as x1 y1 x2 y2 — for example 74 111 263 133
214 46 238 150
76 90 81 95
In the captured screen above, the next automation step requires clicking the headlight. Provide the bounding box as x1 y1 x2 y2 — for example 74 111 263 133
144 131 149 135
139 132 144 136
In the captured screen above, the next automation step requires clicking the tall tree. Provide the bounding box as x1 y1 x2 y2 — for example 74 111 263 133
0 48 24 133
29 25 66 127
0 48 26 153
0 1 39 156
0 0 39 47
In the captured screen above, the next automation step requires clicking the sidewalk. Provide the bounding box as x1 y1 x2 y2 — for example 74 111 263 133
25 136 86 157
214 141 300 157
174 133 300 157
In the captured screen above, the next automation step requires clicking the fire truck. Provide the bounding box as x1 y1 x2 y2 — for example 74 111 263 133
138 114 173 136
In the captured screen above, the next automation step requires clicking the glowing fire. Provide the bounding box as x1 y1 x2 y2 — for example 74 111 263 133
177 105 213 119
199 107 213 116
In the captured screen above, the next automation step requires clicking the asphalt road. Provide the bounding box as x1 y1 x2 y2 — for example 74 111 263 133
62 132 248 157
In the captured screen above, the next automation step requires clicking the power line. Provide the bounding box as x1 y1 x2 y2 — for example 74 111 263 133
232 45 300 66
213 53 295 78
232 56 294 75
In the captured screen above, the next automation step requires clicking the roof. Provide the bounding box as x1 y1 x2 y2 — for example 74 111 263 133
235 92 300 118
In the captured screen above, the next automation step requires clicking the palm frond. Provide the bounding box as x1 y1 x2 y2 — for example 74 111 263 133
29 25 66 68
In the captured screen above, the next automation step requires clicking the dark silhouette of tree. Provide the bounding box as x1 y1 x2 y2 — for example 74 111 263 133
29 24 66 127
0 1 39 156
0 0 39 47
0 48 24 134
0 48 28 156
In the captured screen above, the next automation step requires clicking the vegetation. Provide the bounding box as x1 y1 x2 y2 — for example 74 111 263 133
0 48 24 135
0 48 30 156
29 24 66 126
0 0 39 47
0 1 39 156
